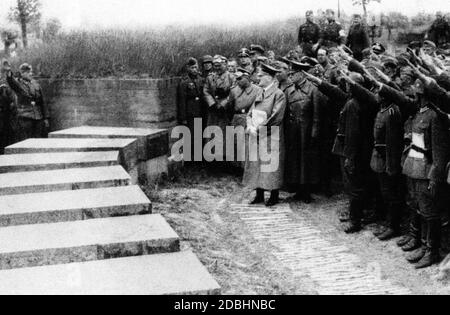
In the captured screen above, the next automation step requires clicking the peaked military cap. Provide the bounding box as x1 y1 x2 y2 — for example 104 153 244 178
260 63 280 76
202 55 213 64
290 60 313 72
372 43 386 55
250 44 265 55
19 63 32 72
187 57 198 67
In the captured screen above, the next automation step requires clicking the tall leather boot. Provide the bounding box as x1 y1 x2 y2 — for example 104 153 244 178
407 218 427 263
266 190 279 207
344 198 363 234
416 219 441 269
398 211 420 247
250 189 265 205
378 203 401 241
402 212 422 252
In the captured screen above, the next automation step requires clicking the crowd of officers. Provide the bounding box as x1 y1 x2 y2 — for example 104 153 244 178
0 61 49 153
177 9 450 270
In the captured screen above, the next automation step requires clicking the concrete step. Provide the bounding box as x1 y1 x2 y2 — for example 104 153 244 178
5 138 139 171
0 166 131 196
0 251 220 295
0 152 120 173
49 126 169 160
0 214 180 270
0 186 151 227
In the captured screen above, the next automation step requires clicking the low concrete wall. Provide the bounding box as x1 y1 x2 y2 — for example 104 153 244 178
39 78 180 132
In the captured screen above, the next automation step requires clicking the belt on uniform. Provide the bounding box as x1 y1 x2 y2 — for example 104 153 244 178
234 110 249 115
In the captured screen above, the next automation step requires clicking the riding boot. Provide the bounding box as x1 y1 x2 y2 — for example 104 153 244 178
416 219 441 269
266 190 280 207
250 189 265 205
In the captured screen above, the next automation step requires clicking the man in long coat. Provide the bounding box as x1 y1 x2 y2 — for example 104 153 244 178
346 14 370 62
284 60 323 203
227 68 262 168
244 63 286 207
203 56 235 161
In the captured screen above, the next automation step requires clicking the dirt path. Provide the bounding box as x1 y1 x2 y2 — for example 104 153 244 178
144 166 450 295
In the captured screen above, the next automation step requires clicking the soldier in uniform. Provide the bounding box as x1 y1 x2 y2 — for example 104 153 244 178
0 65 17 154
298 10 321 58
201 55 214 79
244 63 286 207
304 68 380 233
284 60 323 203
319 9 346 49
376 68 450 268
346 14 371 62
249 45 265 85
227 68 262 168
203 56 235 161
4 62 49 141
177 58 204 162
274 59 293 94
427 12 450 49
238 48 254 74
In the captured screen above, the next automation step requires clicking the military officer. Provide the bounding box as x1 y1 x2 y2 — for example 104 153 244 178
227 68 262 168
284 60 323 203
203 55 235 161
249 45 265 84
238 48 254 73
0 65 17 154
427 12 450 48
346 14 371 62
243 63 286 207
319 9 346 49
4 62 49 141
177 57 204 162
304 68 380 233
274 59 294 94
298 10 321 57
201 55 214 79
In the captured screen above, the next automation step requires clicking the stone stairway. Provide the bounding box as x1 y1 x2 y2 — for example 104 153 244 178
0 126 220 295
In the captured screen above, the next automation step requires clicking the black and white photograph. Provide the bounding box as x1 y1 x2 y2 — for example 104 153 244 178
0 0 450 298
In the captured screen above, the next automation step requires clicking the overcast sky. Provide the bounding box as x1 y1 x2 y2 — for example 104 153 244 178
1 0 449 28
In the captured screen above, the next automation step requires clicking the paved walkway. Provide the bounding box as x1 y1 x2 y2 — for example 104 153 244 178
231 203 412 295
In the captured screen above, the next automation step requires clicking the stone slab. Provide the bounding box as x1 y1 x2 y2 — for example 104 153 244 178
5 138 139 171
49 126 169 160
0 152 120 173
138 156 169 182
0 214 180 270
0 166 131 196
0 251 220 295
0 186 151 227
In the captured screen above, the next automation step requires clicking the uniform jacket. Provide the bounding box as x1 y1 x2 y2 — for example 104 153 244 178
298 21 321 56
177 74 203 123
228 83 262 128
370 105 404 176
346 24 370 60
0 82 17 119
7 75 48 121
428 18 450 46
243 83 286 191
320 20 345 48
203 71 235 130
426 80 450 113
318 81 377 168
402 106 450 183
284 79 323 186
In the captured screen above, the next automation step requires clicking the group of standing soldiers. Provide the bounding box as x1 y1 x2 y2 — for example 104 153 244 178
0 61 49 153
177 9 450 269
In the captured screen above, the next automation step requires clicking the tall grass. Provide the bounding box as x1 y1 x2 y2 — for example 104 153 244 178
13 19 301 78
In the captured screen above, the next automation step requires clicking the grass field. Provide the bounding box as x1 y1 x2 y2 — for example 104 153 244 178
10 19 301 79
5 14 435 79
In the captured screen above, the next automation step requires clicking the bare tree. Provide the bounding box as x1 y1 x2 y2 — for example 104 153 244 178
8 0 42 48
352 0 381 18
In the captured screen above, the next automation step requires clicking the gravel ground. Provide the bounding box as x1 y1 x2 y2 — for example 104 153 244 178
142 164 450 295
